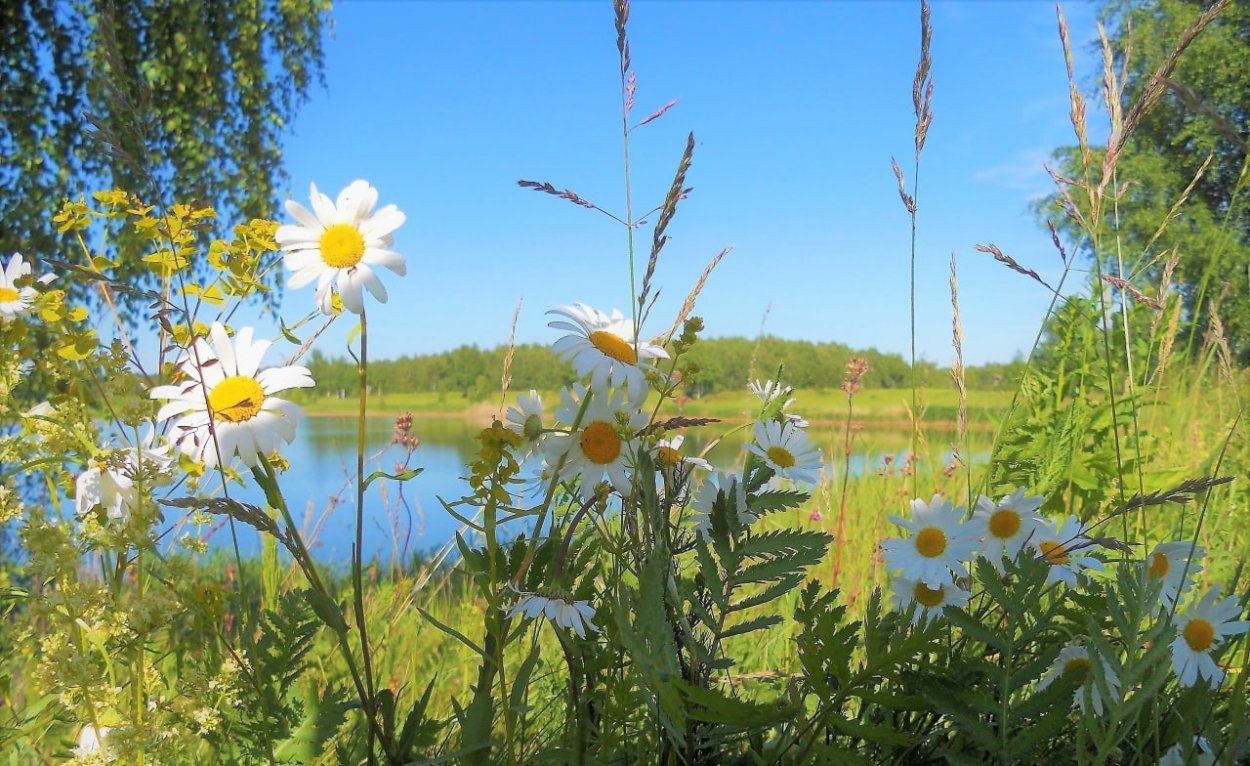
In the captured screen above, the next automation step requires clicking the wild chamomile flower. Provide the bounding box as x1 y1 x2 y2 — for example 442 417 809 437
1037 644 1121 716
748 378 809 428
507 590 600 638
1170 586 1249 687
881 495 980 589
0 253 39 321
653 434 712 473
76 426 173 521
745 419 822 484
276 179 406 315
688 470 755 539
548 303 668 394
1031 515 1103 587
972 488 1044 571
150 323 315 468
504 390 546 460
1158 737 1216 766
544 384 648 495
890 576 971 626
1145 541 1205 611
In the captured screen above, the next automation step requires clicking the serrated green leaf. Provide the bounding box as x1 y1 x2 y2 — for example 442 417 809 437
720 613 782 641
944 606 1010 652
747 488 809 515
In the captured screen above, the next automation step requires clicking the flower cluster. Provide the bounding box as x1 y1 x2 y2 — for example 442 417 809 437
881 488 1248 706
499 304 826 638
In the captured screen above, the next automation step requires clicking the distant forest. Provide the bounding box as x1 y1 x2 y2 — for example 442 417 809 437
305 337 1027 400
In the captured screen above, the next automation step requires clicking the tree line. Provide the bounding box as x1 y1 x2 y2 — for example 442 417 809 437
304 337 1026 400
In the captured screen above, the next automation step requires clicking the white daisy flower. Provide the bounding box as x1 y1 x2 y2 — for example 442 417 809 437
544 384 648 496
506 591 599 639
76 426 173 521
880 495 980 589
276 180 406 315
504 389 546 460
1036 644 1121 716
748 378 809 428
972 488 1044 572
548 303 668 395
76 724 112 756
0 253 38 321
150 323 315 468
688 470 755 539
1030 515 1104 588
1158 737 1216 766
890 576 971 626
653 434 712 473
1145 541 1205 611
745 419 822 484
1170 586 1249 687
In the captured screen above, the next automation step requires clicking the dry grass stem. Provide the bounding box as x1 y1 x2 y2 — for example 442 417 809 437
949 252 967 450
663 245 730 345
912 0 933 158
975 243 1057 294
633 99 678 131
1046 220 1069 264
1056 5 1090 168
614 0 630 76
498 298 522 416
1165 78 1250 156
1204 300 1234 383
639 132 695 326
891 157 916 214
638 416 720 437
1100 274 1161 310
1104 0 1231 182
1151 287 1182 384
1145 153 1213 257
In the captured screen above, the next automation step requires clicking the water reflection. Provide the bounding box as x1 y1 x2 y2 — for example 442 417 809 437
171 416 981 564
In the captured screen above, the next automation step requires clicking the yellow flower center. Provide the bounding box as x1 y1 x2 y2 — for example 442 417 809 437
0 286 19 303
580 421 621 465
588 330 637 364
1184 618 1215 653
989 508 1021 539
1062 657 1092 682
1148 552 1170 578
766 446 796 469
656 446 682 466
915 527 947 558
207 376 266 423
319 223 366 268
913 582 945 608
1039 540 1069 565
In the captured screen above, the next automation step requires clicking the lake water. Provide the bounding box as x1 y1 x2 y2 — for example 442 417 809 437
164 415 967 563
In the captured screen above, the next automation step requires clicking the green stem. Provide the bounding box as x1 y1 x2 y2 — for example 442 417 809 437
252 455 391 762
353 310 379 764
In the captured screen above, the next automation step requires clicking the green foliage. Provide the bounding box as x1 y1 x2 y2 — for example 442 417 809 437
301 337 1027 402
1 0 330 317
1041 0 1250 361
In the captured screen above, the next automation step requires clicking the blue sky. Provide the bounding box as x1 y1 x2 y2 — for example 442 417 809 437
270 0 1106 367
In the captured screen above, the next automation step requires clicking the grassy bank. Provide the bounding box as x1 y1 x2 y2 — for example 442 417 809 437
295 385 1016 429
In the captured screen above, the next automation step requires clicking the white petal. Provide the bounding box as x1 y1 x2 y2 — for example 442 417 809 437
337 270 367 314
209 323 237 376
283 200 324 231
309 183 338 225
362 247 406 276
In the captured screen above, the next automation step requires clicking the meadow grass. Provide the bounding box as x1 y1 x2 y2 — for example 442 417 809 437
3 0 1249 762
